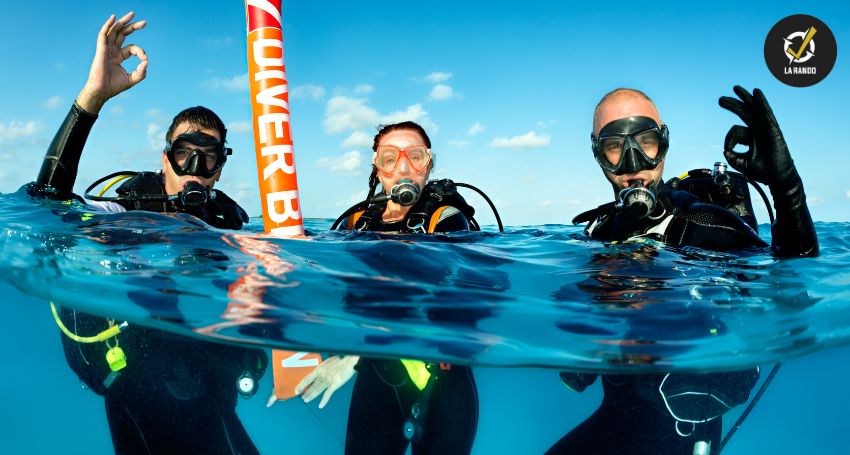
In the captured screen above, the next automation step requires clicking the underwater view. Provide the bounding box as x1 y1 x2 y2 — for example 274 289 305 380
1 1 847 454
1 193 849 453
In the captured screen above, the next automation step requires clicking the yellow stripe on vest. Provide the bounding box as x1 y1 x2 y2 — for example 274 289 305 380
400 359 431 391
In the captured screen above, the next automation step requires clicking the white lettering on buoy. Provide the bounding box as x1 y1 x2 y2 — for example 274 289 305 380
282 351 321 368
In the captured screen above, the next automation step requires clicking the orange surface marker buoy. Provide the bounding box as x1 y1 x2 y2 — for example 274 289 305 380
245 0 319 400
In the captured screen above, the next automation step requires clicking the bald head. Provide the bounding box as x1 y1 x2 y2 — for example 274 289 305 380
593 88 662 134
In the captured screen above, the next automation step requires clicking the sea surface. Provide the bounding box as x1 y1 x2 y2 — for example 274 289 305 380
0 187 848 453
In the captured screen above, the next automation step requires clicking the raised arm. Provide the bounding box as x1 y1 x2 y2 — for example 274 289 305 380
719 86 818 257
34 12 148 196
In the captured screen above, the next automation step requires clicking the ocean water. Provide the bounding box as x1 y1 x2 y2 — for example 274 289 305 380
0 187 848 453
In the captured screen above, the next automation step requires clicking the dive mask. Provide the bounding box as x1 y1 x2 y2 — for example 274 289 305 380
165 131 231 179
592 116 669 175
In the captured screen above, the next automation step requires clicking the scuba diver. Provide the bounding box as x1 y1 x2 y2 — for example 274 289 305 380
549 87 818 455
296 121 502 454
27 12 266 454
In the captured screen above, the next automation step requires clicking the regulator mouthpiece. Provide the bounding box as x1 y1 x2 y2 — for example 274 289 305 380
617 180 656 219
176 181 213 208
390 179 421 206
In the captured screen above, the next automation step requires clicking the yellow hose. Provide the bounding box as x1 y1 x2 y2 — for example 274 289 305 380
50 302 126 343
98 174 134 197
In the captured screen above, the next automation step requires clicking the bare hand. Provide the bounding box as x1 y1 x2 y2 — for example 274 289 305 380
77 12 148 114
295 355 359 409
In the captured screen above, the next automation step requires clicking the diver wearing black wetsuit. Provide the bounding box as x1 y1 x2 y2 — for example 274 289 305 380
340 180 480 455
319 121 481 455
29 102 267 455
548 86 818 455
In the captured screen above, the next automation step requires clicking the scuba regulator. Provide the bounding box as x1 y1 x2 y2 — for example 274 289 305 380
369 179 422 206
617 180 657 219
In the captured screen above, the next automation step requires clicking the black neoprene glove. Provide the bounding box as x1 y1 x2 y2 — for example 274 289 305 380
718 86 818 257
719 86 798 191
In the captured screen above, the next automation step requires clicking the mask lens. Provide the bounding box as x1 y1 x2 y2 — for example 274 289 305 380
406 146 429 172
600 137 625 165
635 131 660 158
375 147 401 174
374 146 431 175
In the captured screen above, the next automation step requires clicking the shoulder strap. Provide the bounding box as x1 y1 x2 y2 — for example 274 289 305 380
352 203 386 231
346 210 365 230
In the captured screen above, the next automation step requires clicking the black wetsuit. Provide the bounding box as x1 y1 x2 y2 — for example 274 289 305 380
339 199 479 455
31 104 266 455
548 182 818 455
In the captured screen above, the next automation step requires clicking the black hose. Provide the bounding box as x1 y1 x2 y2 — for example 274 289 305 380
455 182 504 232
717 363 782 454
746 178 775 225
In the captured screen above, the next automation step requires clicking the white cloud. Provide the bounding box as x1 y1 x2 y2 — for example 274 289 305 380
147 123 165 151
0 152 15 161
203 73 249 92
540 200 555 207
323 97 438 135
354 84 374 95
42 96 64 110
110 105 125 115
468 122 485 136
291 84 326 100
338 190 368 206
323 96 381 134
145 108 162 118
428 84 459 101
0 120 42 143
490 131 550 150
380 103 437 133
53 62 66 72
228 121 252 134
536 120 558 129
317 150 363 175
342 131 373 148
449 140 470 147
845 190 850 199
425 72 452 83
807 196 825 207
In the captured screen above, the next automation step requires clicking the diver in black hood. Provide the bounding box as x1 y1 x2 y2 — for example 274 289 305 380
28 12 265 454
549 87 818 455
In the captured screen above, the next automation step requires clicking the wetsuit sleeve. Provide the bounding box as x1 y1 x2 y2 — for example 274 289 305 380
431 206 470 233
34 103 98 198
769 180 818 257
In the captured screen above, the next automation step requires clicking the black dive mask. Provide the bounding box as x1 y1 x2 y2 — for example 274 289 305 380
165 131 231 179
592 116 669 175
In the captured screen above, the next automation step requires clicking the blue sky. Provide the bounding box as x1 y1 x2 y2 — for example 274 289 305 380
0 1 847 225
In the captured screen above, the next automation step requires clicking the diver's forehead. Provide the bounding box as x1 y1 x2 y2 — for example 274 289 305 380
595 98 661 134
169 122 221 142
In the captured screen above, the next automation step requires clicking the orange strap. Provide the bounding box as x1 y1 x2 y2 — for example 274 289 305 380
346 210 365 230
427 206 449 233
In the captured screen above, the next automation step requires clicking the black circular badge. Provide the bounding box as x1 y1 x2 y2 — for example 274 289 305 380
764 14 837 87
